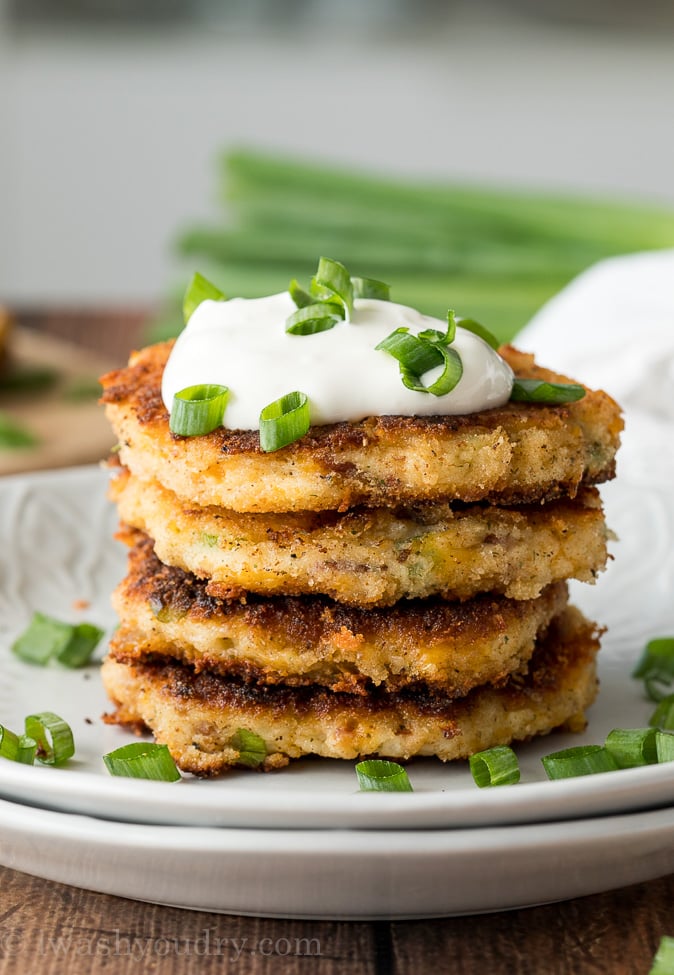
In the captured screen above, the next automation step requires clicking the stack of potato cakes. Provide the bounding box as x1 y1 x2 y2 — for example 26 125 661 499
100 341 621 775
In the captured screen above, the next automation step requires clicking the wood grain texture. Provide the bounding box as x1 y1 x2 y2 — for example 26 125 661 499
390 875 674 975
0 867 376 975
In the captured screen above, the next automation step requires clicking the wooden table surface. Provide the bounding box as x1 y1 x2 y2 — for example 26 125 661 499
1 310 672 975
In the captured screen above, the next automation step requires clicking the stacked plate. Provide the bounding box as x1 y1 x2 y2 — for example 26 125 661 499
0 464 673 919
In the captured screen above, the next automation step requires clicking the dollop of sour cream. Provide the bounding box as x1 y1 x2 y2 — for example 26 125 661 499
161 292 513 429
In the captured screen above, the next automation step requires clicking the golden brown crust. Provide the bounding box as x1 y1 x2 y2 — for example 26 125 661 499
110 532 569 695
111 467 609 605
100 342 623 513
101 606 600 775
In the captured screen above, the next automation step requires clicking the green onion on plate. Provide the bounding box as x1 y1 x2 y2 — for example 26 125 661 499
355 759 413 792
633 637 674 702
11 612 104 668
541 745 619 780
103 742 181 781
469 746 520 787
24 712 75 766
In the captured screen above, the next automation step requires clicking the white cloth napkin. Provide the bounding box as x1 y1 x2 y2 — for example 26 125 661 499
514 249 674 490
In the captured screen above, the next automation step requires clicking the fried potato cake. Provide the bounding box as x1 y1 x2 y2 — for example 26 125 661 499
112 467 609 605
112 533 569 695
100 342 622 514
102 606 600 775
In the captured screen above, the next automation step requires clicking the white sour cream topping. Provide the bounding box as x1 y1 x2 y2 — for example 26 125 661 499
161 292 514 429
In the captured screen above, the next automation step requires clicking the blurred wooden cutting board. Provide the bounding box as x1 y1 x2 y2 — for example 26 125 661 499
0 326 118 476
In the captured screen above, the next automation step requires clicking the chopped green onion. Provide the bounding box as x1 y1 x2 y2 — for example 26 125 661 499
170 384 229 437
541 744 619 780
259 391 310 452
605 727 658 767
0 725 21 762
401 344 463 396
313 256 353 317
419 309 457 346
12 612 72 666
377 312 464 397
183 272 226 324
288 278 314 308
649 695 674 731
376 327 463 396
103 742 181 781
457 317 501 351
11 612 104 668
656 731 674 764
355 759 413 792
0 412 38 449
25 712 75 766
648 936 674 975
55 622 105 668
17 735 38 765
469 746 520 787
633 637 674 702
376 327 445 375
230 728 266 768
351 276 390 301
285 302 344 336
510 379 586 404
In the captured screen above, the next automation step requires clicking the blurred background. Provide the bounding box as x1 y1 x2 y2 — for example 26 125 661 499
1 0 673 467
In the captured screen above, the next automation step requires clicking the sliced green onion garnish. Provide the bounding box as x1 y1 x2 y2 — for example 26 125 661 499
356 759 413 792
230 728 266 768
285 302 344 336
419 309 457 346
25 712 75 766
259 391 310 452
288 278 314 308
103 742 181 781
457 317 501 351
605 727 658 768
17 735 37 765
55 622 105 668
351 276 390 301
541 744 619 780
656 731 674 764
469 746 520 787
510 379 586 404
401 344 463 396
0 725 21 762
182 271 226 324
0 411 38 449
376 327 463 395
170 384 229 437
313 256 353 316
11 612 104 668
377 314 463 397
649 695 674 731
12 612 72 666
633 638 674 702
376 327 445 376
649 936 674 975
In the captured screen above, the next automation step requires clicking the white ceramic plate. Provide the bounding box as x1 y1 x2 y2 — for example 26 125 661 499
1 794 673 918
0 466 673 830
